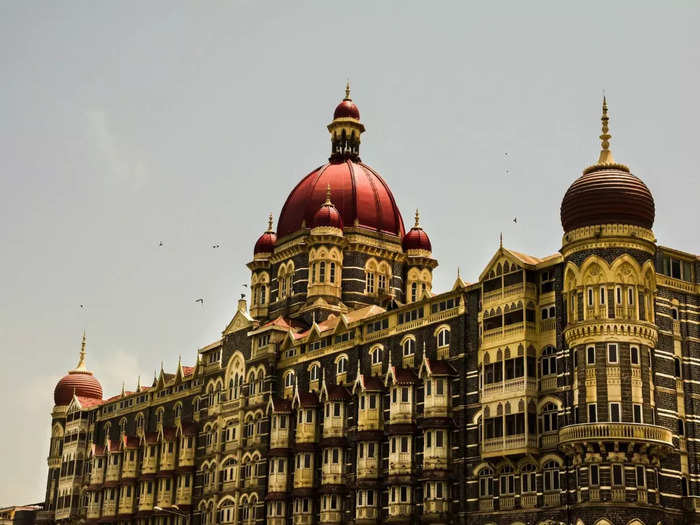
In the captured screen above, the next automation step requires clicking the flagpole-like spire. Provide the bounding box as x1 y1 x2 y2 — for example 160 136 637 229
597 96 614 165
267 213 274 232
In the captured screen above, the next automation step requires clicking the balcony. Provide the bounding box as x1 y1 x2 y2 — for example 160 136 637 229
481 323 536 347
481 376 537 403
543 492 561 507
175 487 192 505
611 487 625 502
499 495 515 510
389 402 414 424
540 375 557 392
293 515 313 525
138 493 154 512
357 409 382 432
141 457 158 475
117 495 135 515
319 510 342 524
559 423 673 449
121 460 137 479
388 452 412 475
482 434 537 458
321 463 344 485
483 283 537 308
295 422 318 444
270 428 290 449
160 452 176 472
293 468 314 488
423 452 449 471
387 503 412 518
101 500 117 518
105 463 121 483
424 394 450 419
87 502 101 519
538 318 556 333
90 470 105 485
156 489 173 508
423 499 449 514
541 432 559 449
268 472 288 493
614 305 637 320
478 498 493 511
520 493 536 508
356 506 378 522
357 457 380 479
322 418 345 438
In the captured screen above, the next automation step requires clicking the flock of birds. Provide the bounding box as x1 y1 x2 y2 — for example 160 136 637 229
79 152 518 312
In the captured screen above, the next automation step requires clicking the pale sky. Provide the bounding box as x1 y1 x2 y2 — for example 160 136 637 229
1 1 698 505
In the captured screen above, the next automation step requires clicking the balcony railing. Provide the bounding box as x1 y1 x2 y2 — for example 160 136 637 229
270 429 290 449
482 434 537 457
520 493 536 508
481 376 537 402
423 499 449 514
293 469 314 488
543 492 561 507
356 507 378 521
389 403 414 424
387 503 412 517
478 498 493 511
388 452 412 475
559 422 673 447
481 323 536 346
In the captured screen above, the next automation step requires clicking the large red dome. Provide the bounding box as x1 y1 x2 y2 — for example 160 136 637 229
54 372 103 406
277 160 405 239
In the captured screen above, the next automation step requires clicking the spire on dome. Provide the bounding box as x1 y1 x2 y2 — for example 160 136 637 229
267 213 274 232
345 80 351 100
585 96 629 174
414 209 420 228
325 184 332 205
71 331 89 373
598 96 614 164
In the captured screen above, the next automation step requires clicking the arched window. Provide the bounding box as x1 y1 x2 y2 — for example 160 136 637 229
499 466 514 495
285 372 295 388
136 413 144 431
402 338 415 357
336 357 347 375
371 347 382 365
222 458 237 482
411 282 418 303
366 270 375 294
521 464 536 493
543 460 560 491
174 404 182 418
478 468 493 497
309 365 320 382
541 346 556 376
541 403 558 433
259 284 266 305
437 328 450 348
672 307 679 320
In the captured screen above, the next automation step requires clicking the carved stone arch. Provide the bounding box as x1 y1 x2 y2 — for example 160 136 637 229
537 395 562 411
472 461 494 476
565 262 580 292
517 399 525 412
483 352 491 365
496 263 503 275
497 349 503 361
484 406 490 418
258 272 269 284
504 347 511 360
626 520 645 525
503 260 510 273
505 401 512 415
407 267 420 280
497 403 503 416
52 422 64 438
218 494 237 507
593 521 612 525
365 257 378 272
581 255 610 285
539 453 564 467
225 351 246 387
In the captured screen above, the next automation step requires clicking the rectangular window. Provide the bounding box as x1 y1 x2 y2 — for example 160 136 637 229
636 466 646 487
608 344 618 364
588 403 597 423
630 346 639 365
588 288 594 306
587 346 595 365
610 402 621 422
401 387 409 402
633 404 643 423
612 464 623 486
436 430 444 447
600 287 606 304
401 437 409 453
426 431 432 448
590 464 599 486
369 394 376 409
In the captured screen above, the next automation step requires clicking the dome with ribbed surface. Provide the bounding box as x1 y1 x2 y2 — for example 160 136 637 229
560 97 655 233
54 334 103 406
560 167 655 233
334 99 360 120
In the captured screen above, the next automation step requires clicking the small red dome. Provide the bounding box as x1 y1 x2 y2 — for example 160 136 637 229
277 160 405 239
313 195 344 230
561 167 655 233
334 99 360 120
54 372 103 406
402 212 432 252
253 231 276 255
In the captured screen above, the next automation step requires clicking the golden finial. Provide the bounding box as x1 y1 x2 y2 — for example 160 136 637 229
499 232 503 249
345 80 351 100
325 184 332 204
72 331 88 371
597 96 614 165
267 213 274 232
414 209 420 228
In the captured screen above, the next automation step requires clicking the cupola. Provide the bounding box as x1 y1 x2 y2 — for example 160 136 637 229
54 333 103 406
311 185 344 233
402 210 432 254
327 82 366 162
253 214 277 256
561 98 655 234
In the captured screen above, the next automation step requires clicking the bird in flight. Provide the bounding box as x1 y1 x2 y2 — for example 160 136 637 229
513 217 518 223
158 241 163 247
212 244 221 249
195 298 204 305
80 304 85 309
242 283 248 288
